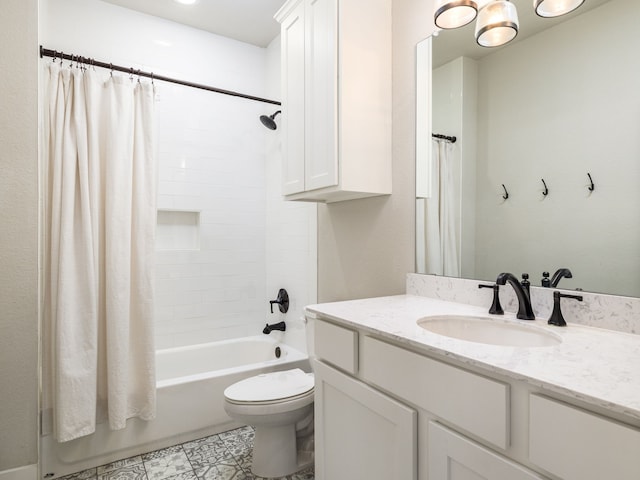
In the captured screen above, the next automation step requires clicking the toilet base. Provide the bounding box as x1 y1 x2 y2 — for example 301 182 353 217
250 410 314 478
252 424 298 478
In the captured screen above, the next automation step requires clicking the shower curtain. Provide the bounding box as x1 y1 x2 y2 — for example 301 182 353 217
425 139 460 277
43 62 157 442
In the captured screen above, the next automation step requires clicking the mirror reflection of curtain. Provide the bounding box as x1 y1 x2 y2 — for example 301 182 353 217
425 139 460 276
43 63 157 442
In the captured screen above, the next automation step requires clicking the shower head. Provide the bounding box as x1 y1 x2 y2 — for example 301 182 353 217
260 110 281 130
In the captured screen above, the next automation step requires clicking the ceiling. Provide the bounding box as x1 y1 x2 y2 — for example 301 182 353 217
100 0 287 48
100 0 612 60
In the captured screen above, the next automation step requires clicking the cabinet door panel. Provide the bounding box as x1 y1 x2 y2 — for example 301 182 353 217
429 422 547 480
304 0 338 191
314 360 416 480
280 1 305 195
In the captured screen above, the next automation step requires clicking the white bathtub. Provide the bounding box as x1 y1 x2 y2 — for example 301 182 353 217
41 336 310 478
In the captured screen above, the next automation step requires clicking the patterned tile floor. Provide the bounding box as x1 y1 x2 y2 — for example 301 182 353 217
57 426 314 480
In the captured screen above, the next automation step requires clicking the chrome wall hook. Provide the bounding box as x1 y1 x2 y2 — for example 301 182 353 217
541 178 549 197
587 172 595 192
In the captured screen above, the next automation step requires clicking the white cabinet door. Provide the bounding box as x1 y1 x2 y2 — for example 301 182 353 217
280 0 305 195
304 0 338 192
314 360 417 480
429 422 547 480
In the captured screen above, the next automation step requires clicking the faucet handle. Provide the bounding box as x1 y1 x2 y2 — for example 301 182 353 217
548 291 583 327
269 288 290 314
478 283 504 315
520 273 531 298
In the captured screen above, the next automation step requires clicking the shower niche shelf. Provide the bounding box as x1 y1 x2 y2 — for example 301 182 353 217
276 0 392 203
156 210 200 251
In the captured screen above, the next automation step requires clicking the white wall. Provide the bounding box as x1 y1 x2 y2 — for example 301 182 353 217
0 0 39 472
474 0 640 296
40 0 315 349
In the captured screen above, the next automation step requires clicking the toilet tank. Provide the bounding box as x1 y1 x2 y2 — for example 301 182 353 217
304 314 316 361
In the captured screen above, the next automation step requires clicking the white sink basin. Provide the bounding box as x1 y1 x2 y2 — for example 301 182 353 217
417 315 562 347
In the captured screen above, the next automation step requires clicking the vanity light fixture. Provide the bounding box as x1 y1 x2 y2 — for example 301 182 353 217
475 0 519 47
534 0 585 18
174 0 198 5
434 0 480 29
435 0 585 48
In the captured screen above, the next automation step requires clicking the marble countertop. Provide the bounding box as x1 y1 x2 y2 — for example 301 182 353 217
306 294 640 420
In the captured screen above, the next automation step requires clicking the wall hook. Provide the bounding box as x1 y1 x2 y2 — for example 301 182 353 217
541 178 549 197
501 184 509 200
587 172 595 192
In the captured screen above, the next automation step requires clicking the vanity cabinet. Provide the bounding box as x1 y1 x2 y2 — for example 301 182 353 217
311 317 640 480
275 0 392 203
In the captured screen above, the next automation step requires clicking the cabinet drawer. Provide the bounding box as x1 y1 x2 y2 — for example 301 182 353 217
314 319 358 374
361 336 509 449
529 394 640 480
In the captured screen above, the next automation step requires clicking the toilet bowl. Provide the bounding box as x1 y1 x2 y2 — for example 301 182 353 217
223 368 315 478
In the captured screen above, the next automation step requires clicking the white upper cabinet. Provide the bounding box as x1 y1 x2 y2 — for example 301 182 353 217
275 0 392 203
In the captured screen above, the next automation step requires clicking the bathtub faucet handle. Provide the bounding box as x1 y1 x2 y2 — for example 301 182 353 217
269 288 289 314
263 321 286 334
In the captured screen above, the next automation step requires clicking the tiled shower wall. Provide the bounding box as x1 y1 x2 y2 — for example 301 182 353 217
41 0 317 351
154 82 269 348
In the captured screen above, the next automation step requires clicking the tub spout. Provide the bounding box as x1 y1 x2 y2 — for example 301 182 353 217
263 321 286 334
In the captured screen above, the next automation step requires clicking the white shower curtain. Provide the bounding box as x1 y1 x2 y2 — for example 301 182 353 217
425 139 460 277
43 63 157 442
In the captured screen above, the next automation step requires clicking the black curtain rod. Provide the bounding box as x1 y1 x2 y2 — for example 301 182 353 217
432 133 457 143
39 46 281 107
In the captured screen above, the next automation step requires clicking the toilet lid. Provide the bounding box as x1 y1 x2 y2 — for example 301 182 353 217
224 368 314 403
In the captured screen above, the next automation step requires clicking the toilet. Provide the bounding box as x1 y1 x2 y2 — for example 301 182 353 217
223 319 316 478
224 369 314 477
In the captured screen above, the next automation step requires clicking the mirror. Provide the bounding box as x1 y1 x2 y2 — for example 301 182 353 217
416 0 640 297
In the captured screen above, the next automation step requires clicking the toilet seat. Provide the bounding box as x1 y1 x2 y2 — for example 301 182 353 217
224 368 314 405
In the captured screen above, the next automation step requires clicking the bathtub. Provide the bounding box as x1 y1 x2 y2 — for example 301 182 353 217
40 336 310 479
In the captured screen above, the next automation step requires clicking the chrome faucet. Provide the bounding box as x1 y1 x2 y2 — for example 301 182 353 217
496 272 535 320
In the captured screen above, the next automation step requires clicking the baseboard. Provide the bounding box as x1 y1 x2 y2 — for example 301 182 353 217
0 464 38 480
